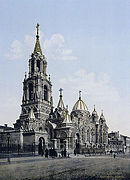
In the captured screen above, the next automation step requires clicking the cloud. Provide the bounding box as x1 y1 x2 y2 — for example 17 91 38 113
0 95 20 126
44 34 77 61
59 69 120 103
56 69 130 136
5 40 23 60
5 33 77 61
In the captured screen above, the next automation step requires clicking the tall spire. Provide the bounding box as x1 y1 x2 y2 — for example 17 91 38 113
34 23 43 55
57 88 65 110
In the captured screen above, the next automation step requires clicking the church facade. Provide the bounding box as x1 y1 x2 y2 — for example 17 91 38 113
0 24 109 154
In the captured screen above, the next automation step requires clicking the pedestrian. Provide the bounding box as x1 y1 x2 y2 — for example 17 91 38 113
110 150 113 156
52 148 55 157
45 148 49 158
61 150 64 157
64 148 67 157
38 141 42 156
74 149 76 156
41 148 44 156
49 148 52 157
113 153 116 158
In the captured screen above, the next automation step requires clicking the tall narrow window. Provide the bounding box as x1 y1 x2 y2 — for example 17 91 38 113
43 62 45 74
29 83 33 100
44 85 48 101
87 130 90 142
31 59 34 73
37 60 40 72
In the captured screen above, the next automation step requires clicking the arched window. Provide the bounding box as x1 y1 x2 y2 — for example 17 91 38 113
29 83 33 100
43 62 45 74
82 128 84 141
37 60 40 72
87 130 90 142
44 85 48 101
50 128 53 139
31 59 34 73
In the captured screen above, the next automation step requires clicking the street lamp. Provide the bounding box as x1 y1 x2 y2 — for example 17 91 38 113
7 132 10 163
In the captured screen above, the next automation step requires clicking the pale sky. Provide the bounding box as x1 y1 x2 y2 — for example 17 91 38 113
0 0 130 136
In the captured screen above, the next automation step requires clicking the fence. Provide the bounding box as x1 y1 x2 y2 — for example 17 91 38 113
0 143 36 154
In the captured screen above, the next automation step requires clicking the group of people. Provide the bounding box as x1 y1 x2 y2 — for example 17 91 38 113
38 145 68 158
38 147 58 158
61 149 67 157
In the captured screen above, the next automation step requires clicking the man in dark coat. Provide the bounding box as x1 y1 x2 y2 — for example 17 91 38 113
64 149 67 157
45 148 49 158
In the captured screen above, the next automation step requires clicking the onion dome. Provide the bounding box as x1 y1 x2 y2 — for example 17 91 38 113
72 91 88 111
57 88 65 110
92 105 98 117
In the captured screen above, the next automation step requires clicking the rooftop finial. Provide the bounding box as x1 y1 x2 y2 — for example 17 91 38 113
59 88 63 97
79 90 81 100
34 23 42 54
36 23 40 39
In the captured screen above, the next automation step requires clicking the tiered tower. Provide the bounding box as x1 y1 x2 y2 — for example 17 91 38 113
14 24 52 135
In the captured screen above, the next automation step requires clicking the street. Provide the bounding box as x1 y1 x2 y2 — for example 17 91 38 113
0 155 130 180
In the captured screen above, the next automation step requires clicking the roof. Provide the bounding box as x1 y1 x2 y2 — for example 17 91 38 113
34 23 43 55
57 88 65 110
72 91 88 111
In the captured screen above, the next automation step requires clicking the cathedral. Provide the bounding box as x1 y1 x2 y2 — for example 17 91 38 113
0 24 109 154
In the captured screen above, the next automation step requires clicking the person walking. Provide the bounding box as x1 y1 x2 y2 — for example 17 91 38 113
61 150 64 157
74 149 76 156
64 148 67 157
45 148 49 158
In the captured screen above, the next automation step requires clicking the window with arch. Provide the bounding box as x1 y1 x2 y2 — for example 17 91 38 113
82 128 85 141
44 85 48 101
37 60 40 72
31 59 34 73
29 83 33 100
87 129 90 142
43 62 45 74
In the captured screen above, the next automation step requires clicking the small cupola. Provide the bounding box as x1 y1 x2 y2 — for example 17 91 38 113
99 110 106 123
92 105 98 117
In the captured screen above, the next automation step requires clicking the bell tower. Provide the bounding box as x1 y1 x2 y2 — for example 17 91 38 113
14 24 53 132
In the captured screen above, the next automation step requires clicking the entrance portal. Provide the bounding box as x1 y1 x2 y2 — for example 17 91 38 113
38 137 45 156
76 133 80 154
60 139 66 149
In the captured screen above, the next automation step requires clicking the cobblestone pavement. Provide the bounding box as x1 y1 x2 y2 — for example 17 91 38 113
0 155 130 180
